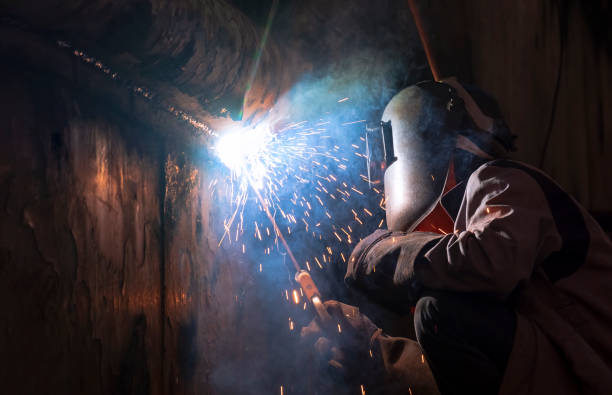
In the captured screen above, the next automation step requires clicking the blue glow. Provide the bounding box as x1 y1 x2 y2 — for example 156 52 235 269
214 124 273 190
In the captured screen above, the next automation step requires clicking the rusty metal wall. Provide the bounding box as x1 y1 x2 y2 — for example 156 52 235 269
0 65 165 394
0 60 254 395
0 54 287 395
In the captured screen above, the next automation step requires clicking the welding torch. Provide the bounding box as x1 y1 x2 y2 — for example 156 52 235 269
248 176 332 324
295 270 331 323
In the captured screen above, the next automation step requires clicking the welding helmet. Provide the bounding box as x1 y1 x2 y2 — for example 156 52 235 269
367 78 515 231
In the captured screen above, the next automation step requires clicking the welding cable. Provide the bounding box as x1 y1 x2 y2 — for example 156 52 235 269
407 0 441 81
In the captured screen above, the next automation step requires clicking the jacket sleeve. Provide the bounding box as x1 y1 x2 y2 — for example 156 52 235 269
345 230 441 312
415 163 563 299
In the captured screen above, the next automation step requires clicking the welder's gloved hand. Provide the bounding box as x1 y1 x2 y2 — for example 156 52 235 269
301 300 383 387
344 229 442 313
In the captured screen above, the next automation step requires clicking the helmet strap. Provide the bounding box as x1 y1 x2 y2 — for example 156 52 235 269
441 77 495 132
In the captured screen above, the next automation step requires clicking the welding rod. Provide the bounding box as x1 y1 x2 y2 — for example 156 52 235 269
248 177 331 323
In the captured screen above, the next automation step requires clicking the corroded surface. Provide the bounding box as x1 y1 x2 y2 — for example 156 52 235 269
0 68 164 394
0 0 291 128
0 61 281 395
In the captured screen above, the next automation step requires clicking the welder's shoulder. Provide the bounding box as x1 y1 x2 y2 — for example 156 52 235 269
465 159 552 201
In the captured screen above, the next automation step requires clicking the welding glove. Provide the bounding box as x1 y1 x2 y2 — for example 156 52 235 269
344 229 442 313
300 300 384 389
301 300 441 394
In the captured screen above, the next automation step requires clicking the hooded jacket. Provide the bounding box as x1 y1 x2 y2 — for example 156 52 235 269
346 159 612 394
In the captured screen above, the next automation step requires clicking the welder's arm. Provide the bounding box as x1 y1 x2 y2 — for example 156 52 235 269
416 164 563 299
345 230 441 312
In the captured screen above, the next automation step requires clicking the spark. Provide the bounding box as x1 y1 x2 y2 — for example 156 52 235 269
292 289 299 304
314 257 323 269
342 119 366 126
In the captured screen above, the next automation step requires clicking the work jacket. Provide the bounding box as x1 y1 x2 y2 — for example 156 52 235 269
346 159 612 394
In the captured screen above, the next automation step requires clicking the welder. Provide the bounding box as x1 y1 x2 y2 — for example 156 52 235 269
301 79 612 394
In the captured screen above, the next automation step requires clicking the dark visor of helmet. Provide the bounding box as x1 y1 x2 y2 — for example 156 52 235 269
365 120 396 188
